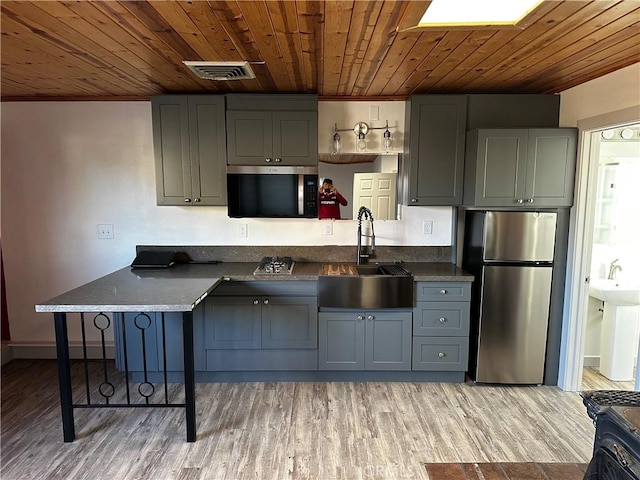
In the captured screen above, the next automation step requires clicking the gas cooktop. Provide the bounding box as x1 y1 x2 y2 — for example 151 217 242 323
253 256 295 275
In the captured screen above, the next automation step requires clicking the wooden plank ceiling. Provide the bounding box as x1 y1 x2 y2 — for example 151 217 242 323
1 0 639 101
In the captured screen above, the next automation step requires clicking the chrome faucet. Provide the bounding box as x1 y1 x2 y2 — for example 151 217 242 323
608 258 622 280
356 206 375 265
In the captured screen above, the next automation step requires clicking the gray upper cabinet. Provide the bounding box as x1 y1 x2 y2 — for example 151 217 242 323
152 95 227 206
402 95 467 205
463 128 578 207
226 94 318 166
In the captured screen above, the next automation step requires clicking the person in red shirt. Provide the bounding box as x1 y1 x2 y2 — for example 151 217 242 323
318 178 348 219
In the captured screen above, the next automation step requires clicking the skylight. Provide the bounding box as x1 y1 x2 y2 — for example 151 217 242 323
419 0 544 27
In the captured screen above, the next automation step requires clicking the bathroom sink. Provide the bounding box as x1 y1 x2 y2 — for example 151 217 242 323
589 278 640 306
318 264 414 309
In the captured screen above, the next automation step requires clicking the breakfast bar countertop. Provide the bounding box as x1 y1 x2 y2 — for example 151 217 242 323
35 261 473 313
34 264 224 313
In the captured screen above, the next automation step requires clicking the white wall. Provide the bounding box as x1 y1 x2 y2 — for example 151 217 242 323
1 101 451 345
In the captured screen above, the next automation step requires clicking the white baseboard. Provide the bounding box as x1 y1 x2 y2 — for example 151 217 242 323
3 343 114 361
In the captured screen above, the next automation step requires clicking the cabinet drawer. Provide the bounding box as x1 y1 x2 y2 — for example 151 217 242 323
415 282 470 302
413 302 470 336
412 337 469 371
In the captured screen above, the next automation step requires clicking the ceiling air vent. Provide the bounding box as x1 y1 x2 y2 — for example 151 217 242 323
183 61 256 81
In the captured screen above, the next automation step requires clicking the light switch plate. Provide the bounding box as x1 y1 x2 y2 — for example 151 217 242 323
422 220 433 235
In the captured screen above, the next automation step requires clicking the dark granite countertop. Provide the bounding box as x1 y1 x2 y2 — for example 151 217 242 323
35 261 473 313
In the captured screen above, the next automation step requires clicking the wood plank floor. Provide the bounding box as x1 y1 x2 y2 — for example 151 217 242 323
0 360 623 480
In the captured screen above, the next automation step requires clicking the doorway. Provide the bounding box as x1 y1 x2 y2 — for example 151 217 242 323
559 114 640 392
580 123 640 391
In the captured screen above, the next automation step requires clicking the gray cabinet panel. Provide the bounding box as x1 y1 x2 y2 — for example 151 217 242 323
204 297 262 349
319 312 364 370
403 95 467 205
412 337 469 371
319 310 411 371
365 312 412 371
226 95 318 166
206 350 318 371
226 111 271 164
526 129 577 206
152 95 227 206
413 301 470 337
262 296 318 349
117 312 159 372
272 111 318 164
415 282 471 302
464 128 577 207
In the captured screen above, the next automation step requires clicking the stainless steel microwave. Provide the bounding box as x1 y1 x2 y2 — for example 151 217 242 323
227 166 319 218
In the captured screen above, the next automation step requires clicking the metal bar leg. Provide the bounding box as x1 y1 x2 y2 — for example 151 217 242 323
182 311 196 442
54 312 75 442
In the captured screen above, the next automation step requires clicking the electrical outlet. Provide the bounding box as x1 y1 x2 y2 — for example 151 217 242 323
239 223 248 238
98 224 114 239
323 222 333 235
422 220 433 235
369 105 379 121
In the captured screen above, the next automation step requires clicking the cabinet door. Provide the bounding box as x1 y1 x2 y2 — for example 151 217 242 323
412 336 469 371
413 302 470 337
262 296 318 349
525 128 577 207
187 96 227 206
405 95 467 205
272 111 318 166
152 96 192 205
319 312 365 370
204 297 262 349
364 311 412 371
472 129 528 207
226 111 272 165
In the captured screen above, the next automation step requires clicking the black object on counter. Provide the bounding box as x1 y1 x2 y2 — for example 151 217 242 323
581 390 640 479
131 250 176 269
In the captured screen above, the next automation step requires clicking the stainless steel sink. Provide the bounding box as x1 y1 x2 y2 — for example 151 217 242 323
318 264 414 309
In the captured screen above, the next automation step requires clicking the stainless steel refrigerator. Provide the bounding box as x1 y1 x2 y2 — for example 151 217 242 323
462 211 557 384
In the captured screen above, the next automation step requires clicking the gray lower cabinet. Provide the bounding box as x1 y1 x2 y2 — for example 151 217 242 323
151 95 227 206
402 95 467 205
319 310 412 371
463 128 578 207
412 282 471 373
204 281 318 371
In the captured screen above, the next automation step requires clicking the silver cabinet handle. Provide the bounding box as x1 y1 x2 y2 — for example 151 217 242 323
265 158 272 163
253 299 259 305
194 197 201 203
526 198 534 203
517 198 524 204
275 158 282 163
263 299 269 305
440 289 447 295
438 352 446 358
367 315 374 321
411 198 417 203
357 315 364 321
439 317 447 323
184 198 192 203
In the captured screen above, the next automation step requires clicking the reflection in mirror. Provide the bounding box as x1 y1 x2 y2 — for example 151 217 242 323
318 154 399 220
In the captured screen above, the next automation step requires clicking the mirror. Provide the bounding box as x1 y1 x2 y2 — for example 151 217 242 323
318 153 400 220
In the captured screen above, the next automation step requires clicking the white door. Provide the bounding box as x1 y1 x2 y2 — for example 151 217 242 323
353 173 397 220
